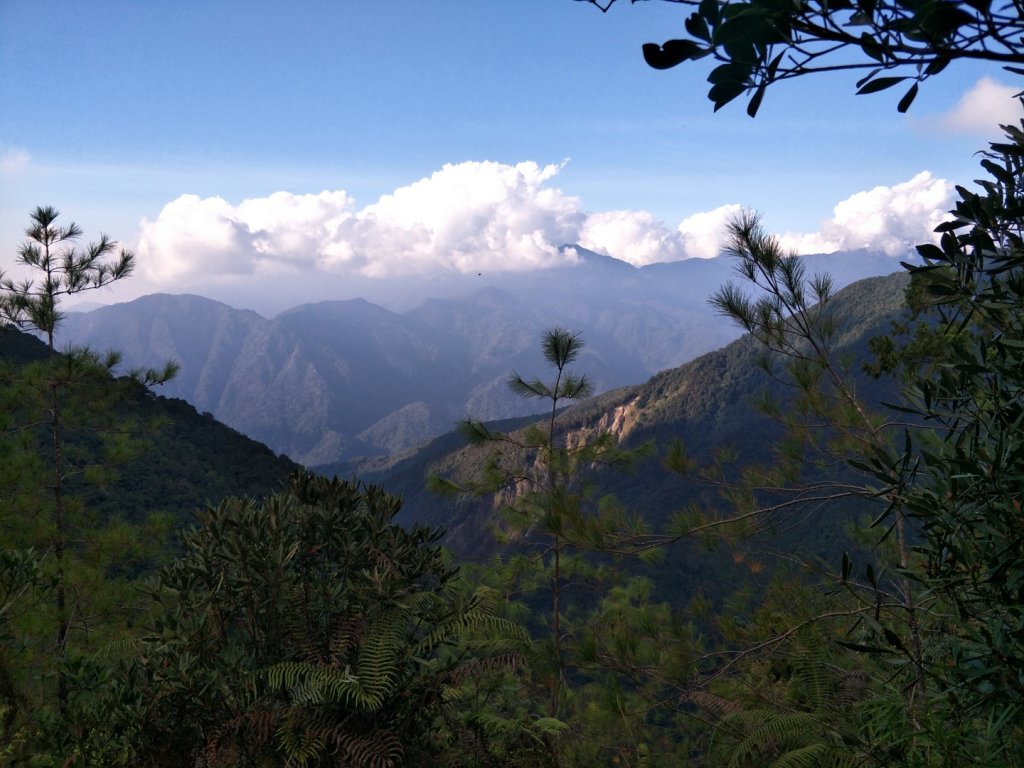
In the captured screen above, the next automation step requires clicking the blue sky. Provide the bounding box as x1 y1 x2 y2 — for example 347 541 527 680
1 1 1018 309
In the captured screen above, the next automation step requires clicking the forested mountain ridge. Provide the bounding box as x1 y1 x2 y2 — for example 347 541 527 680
341 271 910 562
59 247 907 465
0 267 907 586
0 326 300 525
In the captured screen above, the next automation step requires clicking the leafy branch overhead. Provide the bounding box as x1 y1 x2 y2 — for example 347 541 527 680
580 0 1024 114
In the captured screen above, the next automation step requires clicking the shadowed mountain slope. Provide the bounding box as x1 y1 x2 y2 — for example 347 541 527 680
0 327 300 527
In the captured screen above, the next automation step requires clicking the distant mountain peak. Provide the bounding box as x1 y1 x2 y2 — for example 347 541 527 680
561 244 639 271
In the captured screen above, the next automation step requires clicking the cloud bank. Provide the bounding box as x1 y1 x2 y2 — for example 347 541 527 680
940 77 1020 136
138 161 953 286
140 161 589 283
778 172 952 256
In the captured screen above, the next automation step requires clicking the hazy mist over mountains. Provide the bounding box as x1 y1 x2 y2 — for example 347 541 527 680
60 246 909 465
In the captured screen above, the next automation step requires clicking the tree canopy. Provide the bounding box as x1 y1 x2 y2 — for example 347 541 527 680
579 0 1024 114
0 207 177 751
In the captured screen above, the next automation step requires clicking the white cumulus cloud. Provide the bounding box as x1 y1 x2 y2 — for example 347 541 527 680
359 160 584 275
940 77 1020 136
578 209 689 266
778 172 953 256
138 193 305 283
677 204 744 259
138 161 587 282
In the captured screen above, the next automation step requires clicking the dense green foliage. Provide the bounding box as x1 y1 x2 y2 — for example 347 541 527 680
0 333 346 764
0 208 296 764
96 472 522 767
881 125 1024 743
690 122 1024 764
0 328 300 524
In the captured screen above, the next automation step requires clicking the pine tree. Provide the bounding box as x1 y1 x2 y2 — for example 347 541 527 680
0 206 176 736
432 329 698 766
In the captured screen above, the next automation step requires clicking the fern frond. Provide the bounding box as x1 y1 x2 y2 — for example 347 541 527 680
790 638 833 709
771 743 834 768
470 711 522 736
327 615 362 661
355 609 404 711
835 670 869 707
531 717 569 736
334 729 403 768
726 710 827 768
444 652 525 688
267 662 361 706
278 722 326 768
411 609 528 658
685 689 743 716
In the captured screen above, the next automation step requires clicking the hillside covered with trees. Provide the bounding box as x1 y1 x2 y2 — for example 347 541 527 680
3 0 1024 765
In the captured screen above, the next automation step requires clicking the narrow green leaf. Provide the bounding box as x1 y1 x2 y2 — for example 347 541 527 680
747 83 766 117
897 82 919 113
855 67 882 89
980 158 1014 184
924 56 950 76
857 76 907 95
837 640 892 654
865 563 877 587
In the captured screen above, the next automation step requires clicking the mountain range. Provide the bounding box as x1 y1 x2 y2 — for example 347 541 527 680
4 264 914 606
341 271 910 572
58 246 909 465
